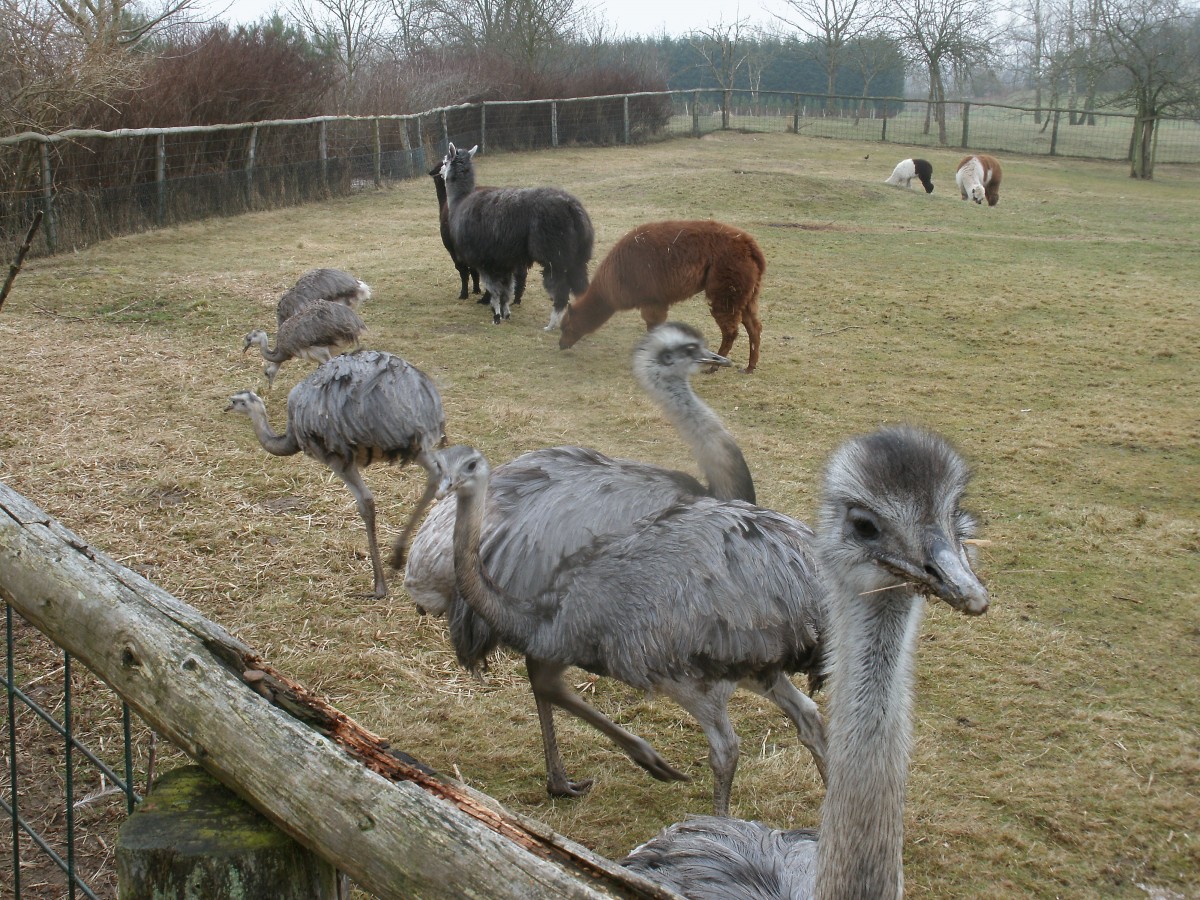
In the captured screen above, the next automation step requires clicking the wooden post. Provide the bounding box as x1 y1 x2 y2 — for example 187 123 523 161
441 108 449 152
155 133 166 226
399 118 414 177
961 101 971 149
0 483 680 900
623 95 631 145
245 126 257 208
1049 109 1061 157
552 101 559 148
38 142 57 255
118 766 338 899
373 118 382 187
481 102 488 154
692 91 700 136
792 93 800 134
881 115 888 141
318 120 328 193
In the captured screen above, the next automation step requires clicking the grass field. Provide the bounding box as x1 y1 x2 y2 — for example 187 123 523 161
1 132 1197 898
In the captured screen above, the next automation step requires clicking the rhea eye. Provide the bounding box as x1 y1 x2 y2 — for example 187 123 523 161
848 509 880 540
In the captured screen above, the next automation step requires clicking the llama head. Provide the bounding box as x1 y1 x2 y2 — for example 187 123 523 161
968 184 986 204
441 143 479 182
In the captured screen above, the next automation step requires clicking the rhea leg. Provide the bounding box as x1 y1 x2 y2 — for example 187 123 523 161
337 463 387 598
389 453 444 571
662 680 740 815
526 657 689 794
745 674 828 785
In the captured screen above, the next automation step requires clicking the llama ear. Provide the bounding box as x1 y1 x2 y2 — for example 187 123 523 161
468 145 478 157
447 141 457 156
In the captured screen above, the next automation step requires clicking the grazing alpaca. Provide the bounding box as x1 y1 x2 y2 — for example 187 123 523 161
429 164 529 306
441 143 593 327
884 158 934 193
956 154 1002 206
558 220 765 374
622 426 989 899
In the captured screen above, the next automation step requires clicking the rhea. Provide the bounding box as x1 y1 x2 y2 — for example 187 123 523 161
436 436 831 816
399 324 827 807
621 426 990 899
226 350 445 598
243 298 366 389
275 267 372 327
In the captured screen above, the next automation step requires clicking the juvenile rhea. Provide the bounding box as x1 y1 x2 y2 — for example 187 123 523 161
243 298 366 388
225 350 446 598
622 426 989 899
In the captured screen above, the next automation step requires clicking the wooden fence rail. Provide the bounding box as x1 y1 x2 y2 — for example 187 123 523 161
0 479 679 900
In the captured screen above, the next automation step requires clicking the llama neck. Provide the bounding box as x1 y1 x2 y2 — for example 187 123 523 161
452 484 535 651
813 585 924 900
246 406 301 458
445 167 476 208
650 377 755 504
433 176 448 207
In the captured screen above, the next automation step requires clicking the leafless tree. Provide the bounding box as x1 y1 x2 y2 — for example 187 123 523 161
428 0 583 72
887 0 998 143
288 0 390 109
688 16 753 128
773 0 883 111
1094 0 1200 178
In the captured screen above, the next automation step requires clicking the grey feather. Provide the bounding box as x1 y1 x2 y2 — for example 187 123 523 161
276 267 372 327
225 350 445 599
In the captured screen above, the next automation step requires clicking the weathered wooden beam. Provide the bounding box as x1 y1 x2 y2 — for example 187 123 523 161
0 481 679 900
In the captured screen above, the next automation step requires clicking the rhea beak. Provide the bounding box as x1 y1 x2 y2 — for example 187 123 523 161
921 533 989 616
698 349 732 369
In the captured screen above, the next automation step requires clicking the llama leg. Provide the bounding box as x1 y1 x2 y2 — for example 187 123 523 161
512 265 528 305
663 680 740 816
471 267 481 295
741 307 763 374
640 306 668 330
746 674 828 786
456 262 471 300
542 268 571 332
527 658 689 786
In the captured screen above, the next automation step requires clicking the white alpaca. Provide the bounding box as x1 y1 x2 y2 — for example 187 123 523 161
884 158 934 193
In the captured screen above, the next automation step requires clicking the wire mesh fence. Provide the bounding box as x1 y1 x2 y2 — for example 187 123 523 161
2 604 144 899
3 89 1197 259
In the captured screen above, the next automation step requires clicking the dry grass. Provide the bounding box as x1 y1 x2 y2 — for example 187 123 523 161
1 132 1197 898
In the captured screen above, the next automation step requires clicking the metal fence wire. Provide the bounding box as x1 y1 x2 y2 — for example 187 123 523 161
2 603 141 900
2 89 1197 259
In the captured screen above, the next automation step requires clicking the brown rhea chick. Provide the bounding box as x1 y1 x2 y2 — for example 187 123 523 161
243 299 366 389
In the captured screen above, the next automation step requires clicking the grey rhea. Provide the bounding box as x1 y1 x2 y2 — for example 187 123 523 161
620 426 990 900
243 298 366 388
440 142 593 328
276 267 372 327
225 350 446 599
401 324 830 811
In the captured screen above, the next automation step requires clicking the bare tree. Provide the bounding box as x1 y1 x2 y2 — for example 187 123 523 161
887 0 997 143
1095 0 1200 178
386 0 436 55
845 32 901 120
428 0 582 71
688 16 753 128
289 0 390 110
773 0 882 111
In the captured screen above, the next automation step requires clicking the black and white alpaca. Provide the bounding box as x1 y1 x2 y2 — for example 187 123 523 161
884 158 934 193
428 164 529 306
440 143 593 327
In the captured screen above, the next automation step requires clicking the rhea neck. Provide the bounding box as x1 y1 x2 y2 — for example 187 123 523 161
248 332 287 363
640 364 755 504
812 577 925 900
241 400 300 458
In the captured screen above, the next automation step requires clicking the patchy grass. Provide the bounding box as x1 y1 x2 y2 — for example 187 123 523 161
0 133 1197 898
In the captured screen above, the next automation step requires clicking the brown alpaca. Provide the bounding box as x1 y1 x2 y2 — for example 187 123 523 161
558 220 765 373
956 154 1003 206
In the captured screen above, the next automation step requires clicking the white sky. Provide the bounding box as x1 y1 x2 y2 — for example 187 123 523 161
206 0 796 38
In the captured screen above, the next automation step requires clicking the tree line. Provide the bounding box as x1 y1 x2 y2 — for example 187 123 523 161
2 0 1198 177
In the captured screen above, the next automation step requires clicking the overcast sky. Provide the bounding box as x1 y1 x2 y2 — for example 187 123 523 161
207 0 797 37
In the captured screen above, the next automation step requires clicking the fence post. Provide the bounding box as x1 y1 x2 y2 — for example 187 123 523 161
415 116 426 174
399 118 414 177
692 91 700 136
118 766 338 899
156 133 167 226
623 95 631 145
318 120 328 193
38 143 57 254
793 93 800 134
481 102 487 154
441 109 449 152
373 118 382 187
552 101 559 148
722 89 731 129
245 126 257 209
1049 109 1061 157
960 101 971 149
881 116 887 142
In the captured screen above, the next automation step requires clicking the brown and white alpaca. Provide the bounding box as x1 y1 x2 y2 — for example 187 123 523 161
557 220 765 373
956 154 1003 206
